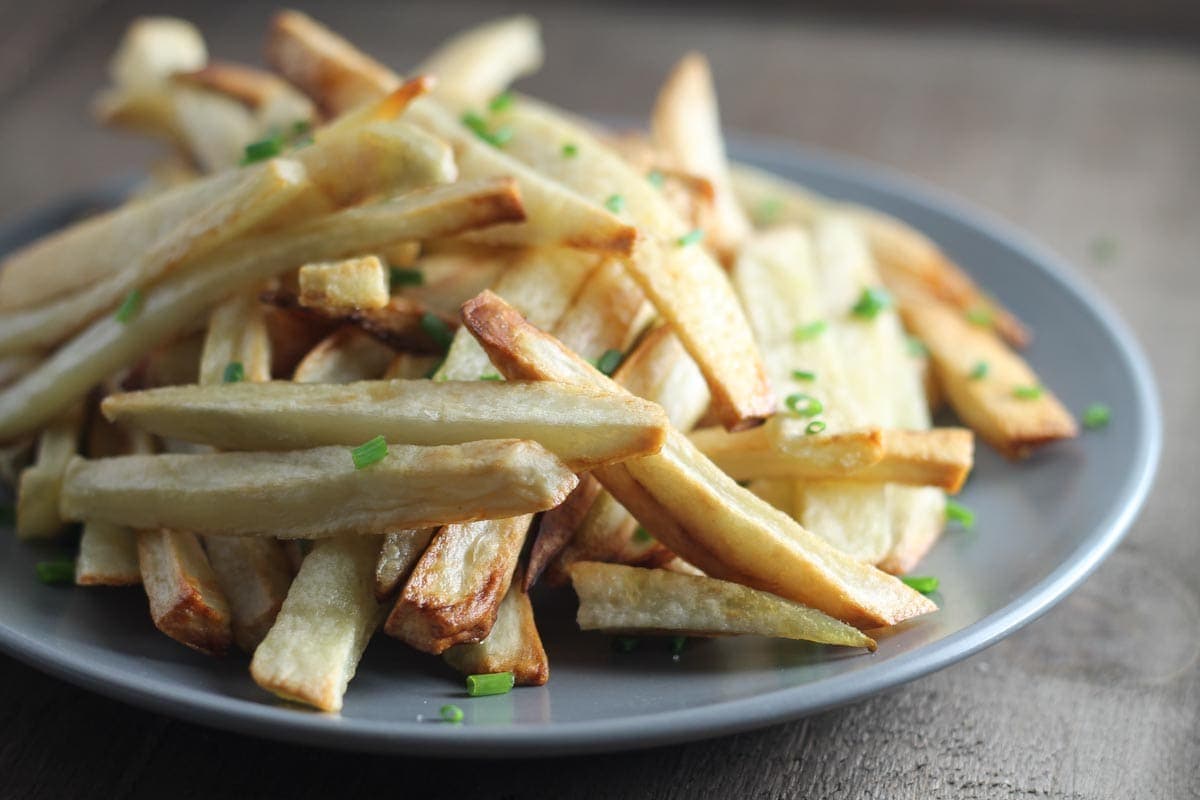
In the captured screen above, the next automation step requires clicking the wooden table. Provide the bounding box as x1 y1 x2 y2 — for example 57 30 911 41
1 3 1196 797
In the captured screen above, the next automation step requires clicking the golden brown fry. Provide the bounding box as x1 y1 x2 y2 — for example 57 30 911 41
384 515 529 654
897 291 1077 459
137 528 232 656
526 475 603 590
443 568 549 686
16 405 83 540
299 256 390 312
461 291 936 628
570 562 875 650
373 527 437 600
61 439 578 539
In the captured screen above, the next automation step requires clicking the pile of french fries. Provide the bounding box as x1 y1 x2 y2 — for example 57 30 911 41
0 11 1080 713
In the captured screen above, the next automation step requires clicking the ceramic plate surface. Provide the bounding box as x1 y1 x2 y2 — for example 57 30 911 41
0 136 1160 756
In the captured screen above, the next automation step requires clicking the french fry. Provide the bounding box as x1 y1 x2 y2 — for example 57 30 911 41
396 248 506 319
16 405 84 540
60 439 579 539
174 60 316 122
264 288 454 353
0 354 38 389
198 292 272 386
171 85 261 172
443 568 549 686
137 528 232 655
102 380 669 471
691 422 973 492
384 515 528 654
266 12 637 255
651 53 750 262
250 535 385 712
550 259 655 362
526 475 603 590
570 562 875 650
0 178 526 440
292 327 395 383
108 17 207 91
382 353 441 380
461 291 935 628
373 527 437 600
419 15 544 107
75 420 154 586
298 256 390 311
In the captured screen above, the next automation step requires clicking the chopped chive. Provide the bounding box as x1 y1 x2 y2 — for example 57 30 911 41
595 349 623 376
480 372 502 381
646 169 665 189
791 369 816 382
114 289 142 323
669 636 687 655
805 420 826 435
906 336 928 357
291 119 312 137
850 287 892 319
222 361 245 384
632 526 653 544
966 307 993 327
1082 402 1111 430
350 435 388 470
488 91 514 112
901 575 939 594
604 194 625 214
466 671 515 697
440 703 464 723
1089 236 1118 264
1012 385 1043 400
785 393 823 418
461 111 513 148
968 361 989 380
389 266 424 289
676 229 704 247
420 312 455 351
488 125 514 146
792 320 827 341
561 142 579 158
241 135 284 164
612 636 639 653
36 560 74 585
755 197 783 224
945 499 975 530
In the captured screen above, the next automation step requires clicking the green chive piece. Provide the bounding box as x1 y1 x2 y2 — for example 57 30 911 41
966 307 994 327
1082 402 1111 430
1089 236 1117 264
647 170 666 188
755 197 783 224
676 229 704 247
850 287 892 319
785 393 823 417
480 373 502 381
669 636 687 655
291 120 312 137
488 91 514 112
389 266 424 289
561 142 579 158
968 361 989 380
440 704 464 723
906 336 928 357
420 312 455 351
612 636 639 653
241 136 284 165
1013 385 1043 400
595 349 623 376
793 320 827 341
489 125 514 146
632 526 653 544
945 499 975 530
36 560 74 585
114 289 143 323
466 671 515 697
901 575 939 594
805 420 826 435
222 361 245 384
604 194 625 214
461 112 512 147
350 435 388 470
791 369 816 382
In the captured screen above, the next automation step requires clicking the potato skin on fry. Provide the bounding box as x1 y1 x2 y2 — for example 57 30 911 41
137 529 233 656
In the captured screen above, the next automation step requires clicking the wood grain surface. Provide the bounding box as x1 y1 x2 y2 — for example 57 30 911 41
0 2 1197 798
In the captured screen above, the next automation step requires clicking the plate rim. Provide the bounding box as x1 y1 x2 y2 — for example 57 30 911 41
0 133 1162 756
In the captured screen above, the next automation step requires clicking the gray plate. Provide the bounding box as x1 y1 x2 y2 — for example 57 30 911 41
0 136 1161 757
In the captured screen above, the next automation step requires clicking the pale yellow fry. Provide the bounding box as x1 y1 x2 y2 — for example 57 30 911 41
109 17 206 90
171 85 260 173
570 562 874 649
76 424 153 586
419 15 543 106
293 327 395 384
199 291 272 385
60 439 578 539
443 568 549 686
299 256 390 312
373 527 437 600
551 259 654 362
461 291 936 629
250 536 385 712
382 353 440 380
16 405 83 540
137 528 232 656
0 178 525 440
